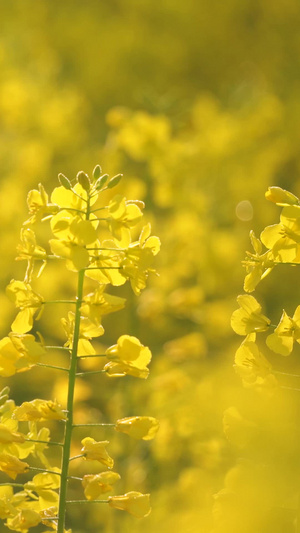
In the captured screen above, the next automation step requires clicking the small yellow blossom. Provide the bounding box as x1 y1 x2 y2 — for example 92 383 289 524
122 224 161 295
242 231 274 292
260 205 300 262
61 312 104 356
16 227 47 282
115 416 159 440
108 194 143 246
234 335 276 389
0 337 24 377
13 399 66 422
108 491 151 518
105 335 152 379
6 509 41 531
104 361 150 379
39 505 59 529
0 424 25 444
0 486 15 519
82 471 121 500
265 186 299 206
9 333 46 368
80 286 126 324
231 295 271 335
0 453 29 479
6 280 44 333
266 307 300 355
80 437 114 468
25 471 60 511
86 241 127 286
51 182 97 210
25 183 58 224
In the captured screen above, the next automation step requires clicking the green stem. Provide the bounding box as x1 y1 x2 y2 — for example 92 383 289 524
57 196 91 533
57 269 85 533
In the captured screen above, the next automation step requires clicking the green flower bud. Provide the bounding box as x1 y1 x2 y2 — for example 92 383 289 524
107 174 123 189
77 171 90 192
58 174 72 190
95 174 109 191
93 165 102 180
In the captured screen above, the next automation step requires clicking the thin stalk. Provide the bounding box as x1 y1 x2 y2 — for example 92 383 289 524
66 499 108 504
58 207 86 214
57 195 91 533
69 454 85 462
90 207 109 213
274 371 300 378
71 191 88 203
43 300 77 305
86 247 125 252
25 438 63 446
35 363 69 372
78 354 107 358
72 423 115 428
29 467 61 475
45 346 71 351
85 266 123 271
0 483 24 488
75 370 105 376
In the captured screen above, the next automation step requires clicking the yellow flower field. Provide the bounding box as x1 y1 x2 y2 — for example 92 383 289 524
1 2 300 532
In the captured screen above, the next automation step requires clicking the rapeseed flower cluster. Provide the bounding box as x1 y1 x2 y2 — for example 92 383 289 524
0 167 160 532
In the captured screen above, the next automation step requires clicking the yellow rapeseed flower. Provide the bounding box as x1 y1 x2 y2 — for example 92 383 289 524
6 280 44 333
82 471 121 500
0 453 29 479
13 399 66 422
108 491 151 518
115 416 159 440
105 335 152 379
231 295 271 335
266 307 300 355
6 509 41 531
260 205 300 262
80 437 114 468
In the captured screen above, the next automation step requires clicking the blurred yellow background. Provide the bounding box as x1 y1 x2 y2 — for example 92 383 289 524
2 1 300 532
